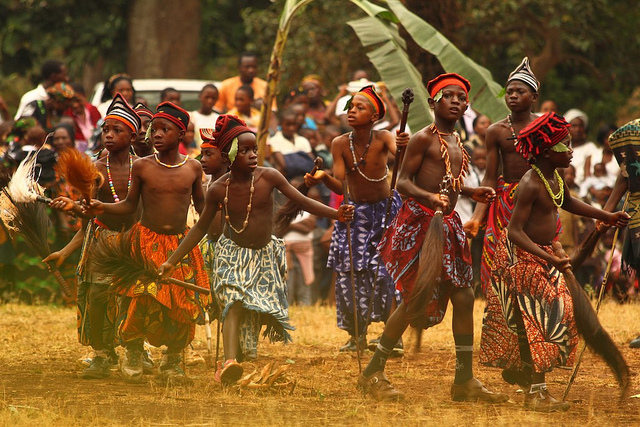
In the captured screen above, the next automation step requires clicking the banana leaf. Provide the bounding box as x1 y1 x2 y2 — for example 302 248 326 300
385 0 509 123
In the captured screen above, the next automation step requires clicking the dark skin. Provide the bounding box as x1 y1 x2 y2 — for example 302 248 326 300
304 94 408 203
158 132 354 362
506 135 629 383
239 56 258 84
364 86 495 388
45 118 139 352
200 145 229 241
464 80 539 237
198 87 219 115
133 115 154 157
87 117 205 235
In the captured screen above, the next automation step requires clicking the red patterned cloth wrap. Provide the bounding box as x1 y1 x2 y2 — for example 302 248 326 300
480 234 578 373
480 176 518 296
116 223 211 349
378 198 472 329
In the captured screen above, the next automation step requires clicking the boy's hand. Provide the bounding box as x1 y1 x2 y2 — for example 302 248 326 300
49 196 76 212
607 211 630 228
43 250 67 268
430 192 449 212
395 131 409 148
463 219 481 238
82 199 104 217
157 262 175 278
304 170 325 187
470 187 496 204
548 254 572 272
337 204 355 222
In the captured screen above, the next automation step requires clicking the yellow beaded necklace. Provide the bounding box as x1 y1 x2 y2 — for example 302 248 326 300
531 164 564 207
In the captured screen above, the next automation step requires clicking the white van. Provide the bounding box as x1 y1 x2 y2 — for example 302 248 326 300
89 79 221 112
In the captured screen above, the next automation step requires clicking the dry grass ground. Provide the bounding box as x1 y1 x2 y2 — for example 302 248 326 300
0 299 639 426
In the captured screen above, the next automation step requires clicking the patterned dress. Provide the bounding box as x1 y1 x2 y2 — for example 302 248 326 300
480 234 579 373
378 198 472 329
327 191 402 336
212 234 294 361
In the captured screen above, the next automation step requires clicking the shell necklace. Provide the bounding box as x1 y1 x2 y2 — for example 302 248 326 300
348 132 388 183
507 114 519 146
429 123 469 192
531 165 564 207
224 174 255 234
154 153 188 168
106 153 132 202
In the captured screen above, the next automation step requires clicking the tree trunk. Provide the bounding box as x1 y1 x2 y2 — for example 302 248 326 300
127 0 201 78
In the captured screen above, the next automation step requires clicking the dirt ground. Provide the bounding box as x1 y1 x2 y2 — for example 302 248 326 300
0 300 639 426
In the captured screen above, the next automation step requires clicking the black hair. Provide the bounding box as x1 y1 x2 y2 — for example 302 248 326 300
160 87 180 101
100 74 135 103
280 108 298 122
41 60 64 81
200 83 218 94
237 85 254 100
53 123 76 147
69 82 85 96
472 114 485 130
238 52 258 66
596 123 618 146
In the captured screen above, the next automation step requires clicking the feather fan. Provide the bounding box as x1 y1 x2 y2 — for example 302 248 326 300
56 148 102 203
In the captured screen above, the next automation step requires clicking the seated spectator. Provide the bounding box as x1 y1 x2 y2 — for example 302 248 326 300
227 85 261 131
268 109 314 179
301 75 329 126
464 114 491 153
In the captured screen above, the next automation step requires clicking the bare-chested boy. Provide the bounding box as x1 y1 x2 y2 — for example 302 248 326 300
87 101 210 384
479 112 629 411
159 115 354 385
45 94 142 379
132 102 154 157
358 73 506 404
464 58 541 295
304 85 408 352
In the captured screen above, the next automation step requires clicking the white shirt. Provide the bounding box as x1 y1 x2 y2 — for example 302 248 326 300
283 211 314 243
268 131 311 155
190 110 220 148
571 141 600 185
15 84 48 119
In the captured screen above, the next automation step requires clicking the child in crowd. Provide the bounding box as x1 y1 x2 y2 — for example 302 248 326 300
159 115 354 385
268 109 314 179
191 84 220 148
160 87 181 105
132 103 154 157
227 86 261 131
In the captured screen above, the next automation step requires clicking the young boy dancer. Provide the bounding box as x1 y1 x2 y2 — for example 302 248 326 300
479 112 629 411
159 115 354 385
88 101 211 384
304 85 408 352
45 94 141 379
358 74 506 403
132 102 154 157
464 58 541 296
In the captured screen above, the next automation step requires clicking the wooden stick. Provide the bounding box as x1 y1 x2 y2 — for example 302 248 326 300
163 276 211 295
562 192 630 401
343 180 361 373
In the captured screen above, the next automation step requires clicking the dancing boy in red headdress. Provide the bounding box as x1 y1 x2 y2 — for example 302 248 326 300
159 114 354 385
358 74 506 403
87 101 211 385
479 112 628 411
304 85 408 353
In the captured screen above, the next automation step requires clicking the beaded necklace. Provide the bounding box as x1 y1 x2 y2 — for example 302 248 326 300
106 153 132 202
224 174 255 234
154 153 188 168
348 131 388 183
429 123 469 192
531 164 564 207
507 114 519 146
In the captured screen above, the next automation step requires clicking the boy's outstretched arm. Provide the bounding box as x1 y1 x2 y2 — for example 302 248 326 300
507 179 570 271
86 161 143 216
42 218 87 266
158 185 220 276
460 185 496 204
272 169 353 221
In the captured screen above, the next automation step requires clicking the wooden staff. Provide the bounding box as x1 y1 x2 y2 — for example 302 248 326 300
362 88 414 340
563 195 628 400
343 180 362 373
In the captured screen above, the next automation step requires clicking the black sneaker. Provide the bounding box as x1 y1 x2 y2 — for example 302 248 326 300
390 338 404 358
106 348 119 369
82 356 110 379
